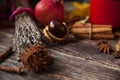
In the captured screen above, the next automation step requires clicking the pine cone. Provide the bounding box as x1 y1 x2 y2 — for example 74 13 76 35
21 44 53 73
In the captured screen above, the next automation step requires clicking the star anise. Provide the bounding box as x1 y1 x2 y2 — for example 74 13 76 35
97 40 112 54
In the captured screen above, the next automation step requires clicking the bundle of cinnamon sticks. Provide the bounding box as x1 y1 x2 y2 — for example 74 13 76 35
71 23 114 39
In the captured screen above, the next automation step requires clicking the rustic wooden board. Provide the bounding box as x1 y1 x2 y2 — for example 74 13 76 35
0 1 120 80
0 28 120 80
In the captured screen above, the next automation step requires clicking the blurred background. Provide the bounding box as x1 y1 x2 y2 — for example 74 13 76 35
0 0 90 27
65 0 89 2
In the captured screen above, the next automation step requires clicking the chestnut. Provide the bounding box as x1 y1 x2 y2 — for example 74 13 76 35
43 20 69 42
48 20 67 38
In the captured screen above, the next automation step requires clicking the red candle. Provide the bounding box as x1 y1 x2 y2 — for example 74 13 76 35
90 0 120 30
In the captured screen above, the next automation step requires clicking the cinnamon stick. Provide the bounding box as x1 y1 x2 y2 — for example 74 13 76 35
71 23 114 39
0 47 13 60
73 24 112 28
0 65 24 74
71 27 112 34
75 33 114 39
71 24 112 34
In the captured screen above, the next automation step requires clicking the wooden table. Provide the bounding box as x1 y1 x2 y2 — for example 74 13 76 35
0 1 120 80
0 28 120 80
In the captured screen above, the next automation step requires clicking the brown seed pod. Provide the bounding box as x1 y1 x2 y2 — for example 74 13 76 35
43 20 69 42
21 44 53 73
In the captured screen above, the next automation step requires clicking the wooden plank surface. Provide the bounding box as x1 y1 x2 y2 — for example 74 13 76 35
0 28 120 80
0 1 120 80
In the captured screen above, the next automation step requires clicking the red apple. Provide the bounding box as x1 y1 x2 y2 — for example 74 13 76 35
34 0 64 25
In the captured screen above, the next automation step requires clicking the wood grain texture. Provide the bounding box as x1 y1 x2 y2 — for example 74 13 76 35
0 28 120 80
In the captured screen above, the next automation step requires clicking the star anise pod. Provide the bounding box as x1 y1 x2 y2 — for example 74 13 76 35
97 40 112 54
